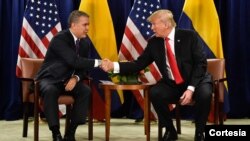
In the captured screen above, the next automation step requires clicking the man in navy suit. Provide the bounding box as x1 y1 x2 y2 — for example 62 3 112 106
102 9 212 141
35 10 102 141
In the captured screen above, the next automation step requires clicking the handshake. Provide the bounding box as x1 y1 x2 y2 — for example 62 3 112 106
98 59 114 72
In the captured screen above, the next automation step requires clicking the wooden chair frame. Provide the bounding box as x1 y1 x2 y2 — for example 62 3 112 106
19 58 93 141
157 58 226 141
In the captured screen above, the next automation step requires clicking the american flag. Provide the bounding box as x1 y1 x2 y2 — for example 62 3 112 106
16 0 66 116
16 0 61 77
118 0 162 119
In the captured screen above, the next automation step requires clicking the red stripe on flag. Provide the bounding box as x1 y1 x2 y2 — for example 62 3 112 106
124 27 144 54
21 27 44 58
120 43 133 61
91 84 105 120
18 45 29 58
42 37 50 49
16 66 22 77
139 75 149 83
148 64 161 81
42 27 59 48
51 27 58 35
16 46 30 77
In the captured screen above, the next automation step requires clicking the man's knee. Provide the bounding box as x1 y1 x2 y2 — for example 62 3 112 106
77 84 91 99
197 83 213 101
40 83 60 98
150 86 162 101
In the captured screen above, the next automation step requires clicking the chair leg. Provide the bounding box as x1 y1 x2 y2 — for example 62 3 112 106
219 102 224 125
214 91 219 124
34 111 39 141
22 102 29 137
175 104 181 134
88 81 93 140
34 82 40 141
65 105 71 135
158 122 162 141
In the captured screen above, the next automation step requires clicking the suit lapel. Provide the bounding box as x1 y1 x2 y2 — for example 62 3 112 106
155 38 168 79
174 30 182 69
65 29 76 49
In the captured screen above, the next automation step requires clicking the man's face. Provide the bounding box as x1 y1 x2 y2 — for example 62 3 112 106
72 16 89 38
150 17 168 38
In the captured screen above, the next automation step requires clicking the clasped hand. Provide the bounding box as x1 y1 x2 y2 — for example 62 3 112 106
65 59 113 91
99 58 114 72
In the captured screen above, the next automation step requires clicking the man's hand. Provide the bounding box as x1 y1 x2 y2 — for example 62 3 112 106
65 76 77 91
179 89 194 105
100 58 114 72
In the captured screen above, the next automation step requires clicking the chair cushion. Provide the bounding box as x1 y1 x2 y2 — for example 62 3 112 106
58 95 74 105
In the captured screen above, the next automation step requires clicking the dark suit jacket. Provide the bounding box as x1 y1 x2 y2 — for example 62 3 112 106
119 29 211 87
35 29 95 83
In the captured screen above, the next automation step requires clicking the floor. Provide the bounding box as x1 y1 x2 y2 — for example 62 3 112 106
0 118 249 141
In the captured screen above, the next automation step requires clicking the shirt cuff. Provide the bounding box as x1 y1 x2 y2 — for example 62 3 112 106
73 75 80 82
94 59 101 67
113 62 120 73
187 86 195 92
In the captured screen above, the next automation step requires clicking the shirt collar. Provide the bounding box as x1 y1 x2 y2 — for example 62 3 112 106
167 28 175 41
69 29 78 42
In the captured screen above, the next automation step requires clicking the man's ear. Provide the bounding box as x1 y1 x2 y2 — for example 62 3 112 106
71 22 75 28
165 22 171 29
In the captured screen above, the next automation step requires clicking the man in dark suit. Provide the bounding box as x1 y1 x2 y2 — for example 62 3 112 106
35 10 102 141
102 9 212 141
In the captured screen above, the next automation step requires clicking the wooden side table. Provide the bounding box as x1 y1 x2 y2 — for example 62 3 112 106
99 82 154 141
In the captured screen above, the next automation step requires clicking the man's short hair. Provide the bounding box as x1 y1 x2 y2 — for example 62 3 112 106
68 10 89 27
147 9 176 27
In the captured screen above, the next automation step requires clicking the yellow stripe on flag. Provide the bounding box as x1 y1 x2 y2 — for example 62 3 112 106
79 0 123 103
79 0 118 61
183 0 224 58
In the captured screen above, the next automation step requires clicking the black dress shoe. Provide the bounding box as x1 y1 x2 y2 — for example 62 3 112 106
194 132 205 141
162 129 178 141
63 135 76 141
53 134 63 141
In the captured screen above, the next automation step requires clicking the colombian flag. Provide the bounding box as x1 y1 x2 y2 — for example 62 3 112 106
178 0 223 58
79 0 118 60
178 0 229 122
79 0 123 120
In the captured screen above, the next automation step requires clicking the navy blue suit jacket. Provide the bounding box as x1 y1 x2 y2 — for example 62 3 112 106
35 29 95 83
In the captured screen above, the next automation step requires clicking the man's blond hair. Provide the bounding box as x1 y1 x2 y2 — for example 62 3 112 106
147 9 176 27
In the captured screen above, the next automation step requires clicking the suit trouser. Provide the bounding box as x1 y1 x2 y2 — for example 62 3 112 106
39 79 91 128
150 80 212 133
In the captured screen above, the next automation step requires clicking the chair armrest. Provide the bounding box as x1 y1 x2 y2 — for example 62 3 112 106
213 77 227 103
214 78 227 83
34 80 41 100
82 75 93 81
82 76 92 86
218 78 227 82
19 77 34 82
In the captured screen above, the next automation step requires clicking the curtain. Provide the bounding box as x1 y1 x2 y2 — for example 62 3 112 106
0 0 26 120
215 0 250 118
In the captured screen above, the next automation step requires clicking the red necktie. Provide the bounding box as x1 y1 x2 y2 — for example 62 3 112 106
165 38 184 84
